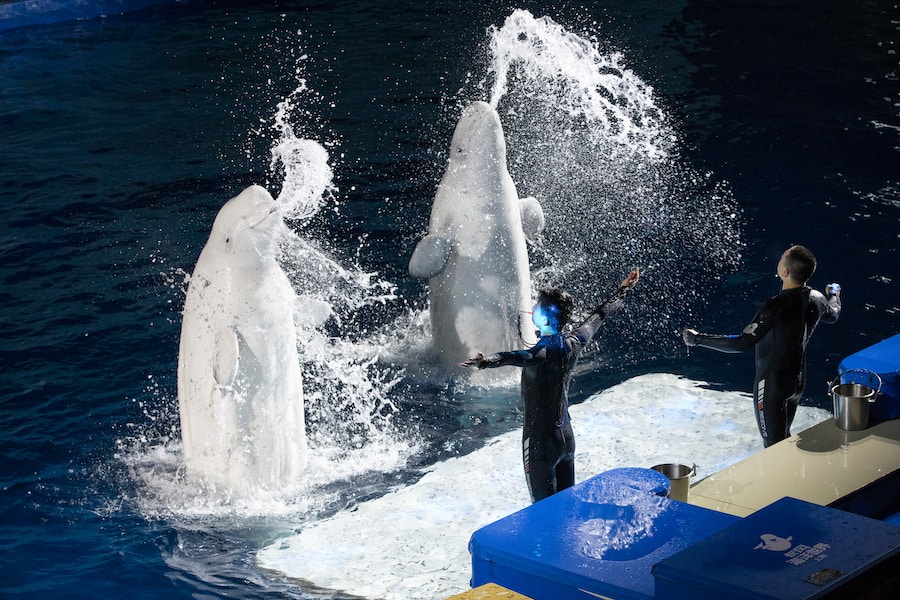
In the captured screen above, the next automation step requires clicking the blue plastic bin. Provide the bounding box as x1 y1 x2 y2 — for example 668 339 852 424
469 468 738 600
838 334 900 421
653 497 900 599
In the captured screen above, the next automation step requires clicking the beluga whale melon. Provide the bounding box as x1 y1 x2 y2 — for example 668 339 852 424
177 184 306 491
409 101 544 384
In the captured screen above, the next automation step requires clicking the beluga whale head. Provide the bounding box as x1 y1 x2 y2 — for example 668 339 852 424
207 184 282 269
409 101 544 384
448 100 506 169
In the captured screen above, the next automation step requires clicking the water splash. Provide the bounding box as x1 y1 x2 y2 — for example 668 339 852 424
263 42 414 456
481 10 743 356
270 75 336 220
488 10 668 160
572 477 667 560
236 75 416 504
275 231 407 461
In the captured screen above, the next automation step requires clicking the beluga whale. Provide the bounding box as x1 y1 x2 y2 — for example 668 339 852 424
409 101 544 384
177 184 307 491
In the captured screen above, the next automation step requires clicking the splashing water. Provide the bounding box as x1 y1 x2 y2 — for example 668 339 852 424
251 82 416 505
481 10 743 357
270 75 336 220
488 10 668 160
265 51 428 496
275 231 407 463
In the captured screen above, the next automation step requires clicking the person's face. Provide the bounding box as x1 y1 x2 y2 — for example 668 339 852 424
532 301 558 335
776 251 790 281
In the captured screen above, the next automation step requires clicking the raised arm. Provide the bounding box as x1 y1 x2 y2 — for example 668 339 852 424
573 268 640 343
820 283 841 324
597 268 640 316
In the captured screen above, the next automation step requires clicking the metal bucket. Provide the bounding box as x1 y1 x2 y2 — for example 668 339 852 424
650 463 697 502
829 369 882 431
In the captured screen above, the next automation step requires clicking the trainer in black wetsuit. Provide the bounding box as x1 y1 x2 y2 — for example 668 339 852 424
683 245 841 447
461 269 639 503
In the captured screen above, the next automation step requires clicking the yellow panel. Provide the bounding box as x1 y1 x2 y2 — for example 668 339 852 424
689 418 900 516
445 582 534 600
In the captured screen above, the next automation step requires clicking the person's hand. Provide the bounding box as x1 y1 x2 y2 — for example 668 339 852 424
459 352 486 369
826 283 841 297
621 268 640 289
682 328 699 347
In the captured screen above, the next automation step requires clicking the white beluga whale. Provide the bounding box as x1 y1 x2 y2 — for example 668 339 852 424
409 101 544 383
177 184 307 491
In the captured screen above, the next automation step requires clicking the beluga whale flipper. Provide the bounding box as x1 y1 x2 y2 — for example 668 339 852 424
409 101 544 383
178 185 306 491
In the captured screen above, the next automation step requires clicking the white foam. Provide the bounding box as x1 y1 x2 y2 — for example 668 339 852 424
256 373 831 599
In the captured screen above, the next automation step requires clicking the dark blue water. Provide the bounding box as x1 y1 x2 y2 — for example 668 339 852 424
1 1 898 598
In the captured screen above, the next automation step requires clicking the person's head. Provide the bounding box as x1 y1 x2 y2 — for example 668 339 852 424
778 245 816 285
532 288 574 335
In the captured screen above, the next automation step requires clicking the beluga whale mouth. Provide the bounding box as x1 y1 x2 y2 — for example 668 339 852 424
409 101 544 385
250 206 279 228
244 206 282 244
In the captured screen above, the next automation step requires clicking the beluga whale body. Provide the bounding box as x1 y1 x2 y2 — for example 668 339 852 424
409 101 544 383
177 185 306 491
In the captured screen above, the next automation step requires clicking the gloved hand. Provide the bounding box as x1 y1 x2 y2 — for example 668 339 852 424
826 283 841 297
682 328 700 346
459 352 487 369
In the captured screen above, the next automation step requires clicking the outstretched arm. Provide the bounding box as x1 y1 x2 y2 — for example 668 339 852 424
459 349 539 369
683 300 772 353
459 352 493 369
682 328 755 353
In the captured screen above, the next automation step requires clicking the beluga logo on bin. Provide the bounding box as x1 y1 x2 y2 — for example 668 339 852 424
755 533 793 552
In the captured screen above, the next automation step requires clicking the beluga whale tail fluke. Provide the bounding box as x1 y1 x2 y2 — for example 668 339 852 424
409 101 544 384
177 184 307 492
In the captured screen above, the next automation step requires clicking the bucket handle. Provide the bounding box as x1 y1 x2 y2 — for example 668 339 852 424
828 368 883 397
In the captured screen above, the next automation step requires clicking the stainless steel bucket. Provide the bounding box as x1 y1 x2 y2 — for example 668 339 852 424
829 369 882 431
650 463 697 502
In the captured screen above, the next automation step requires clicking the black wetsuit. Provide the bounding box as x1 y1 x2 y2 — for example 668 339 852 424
479 289 630 502
693 286 841 447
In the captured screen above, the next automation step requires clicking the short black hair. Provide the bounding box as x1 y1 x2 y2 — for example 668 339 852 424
537 287 575 328
785 245 816 283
